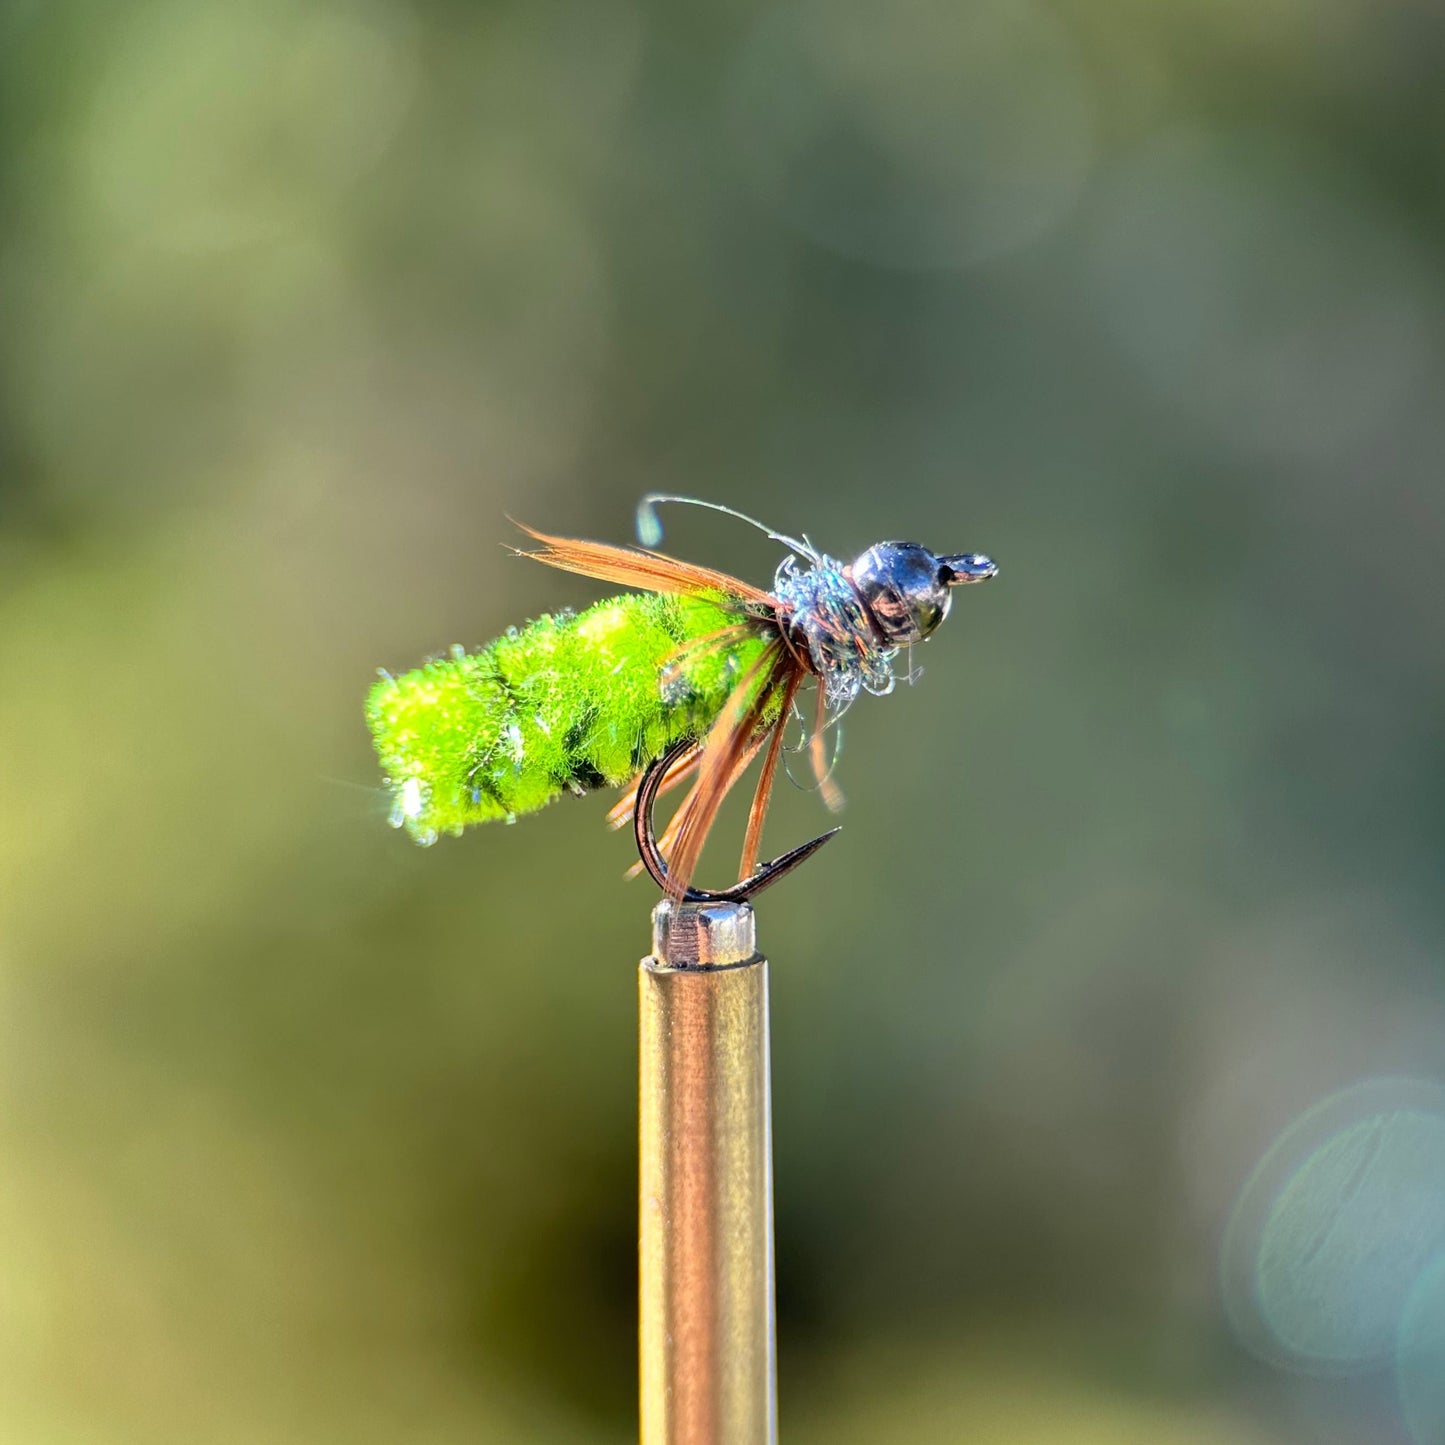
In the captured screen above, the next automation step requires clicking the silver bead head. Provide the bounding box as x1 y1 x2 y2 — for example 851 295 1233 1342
849 542 998 645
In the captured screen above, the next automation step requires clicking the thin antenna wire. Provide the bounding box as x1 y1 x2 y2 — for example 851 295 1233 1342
637 493 816 560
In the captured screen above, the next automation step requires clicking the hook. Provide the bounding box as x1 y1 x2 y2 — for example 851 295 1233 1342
633 738 840 903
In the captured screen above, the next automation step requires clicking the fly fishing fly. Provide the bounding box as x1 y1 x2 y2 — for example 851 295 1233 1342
365 495 996 899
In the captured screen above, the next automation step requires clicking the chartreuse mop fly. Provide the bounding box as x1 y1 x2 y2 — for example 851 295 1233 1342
366 496 997 900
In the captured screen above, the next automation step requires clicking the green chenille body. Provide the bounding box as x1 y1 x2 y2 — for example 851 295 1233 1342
367 591 771 845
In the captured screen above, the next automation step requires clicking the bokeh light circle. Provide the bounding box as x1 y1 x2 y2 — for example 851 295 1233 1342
1400 1250 1445 1445
727 0 1093 270
84 0 418 251
1222 1078 1445 1374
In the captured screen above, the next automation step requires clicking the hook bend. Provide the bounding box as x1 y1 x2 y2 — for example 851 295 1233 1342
633 738 839 903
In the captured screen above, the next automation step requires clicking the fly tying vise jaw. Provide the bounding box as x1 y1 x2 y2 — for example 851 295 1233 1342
633 738 840 903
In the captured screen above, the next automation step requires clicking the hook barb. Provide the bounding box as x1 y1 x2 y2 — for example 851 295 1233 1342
633 738 839 903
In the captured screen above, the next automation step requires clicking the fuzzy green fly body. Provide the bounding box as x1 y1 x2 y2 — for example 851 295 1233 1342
366 496 997 897
368 591 771 840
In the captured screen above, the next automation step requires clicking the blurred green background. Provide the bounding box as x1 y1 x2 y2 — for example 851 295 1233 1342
3 0 1445 1440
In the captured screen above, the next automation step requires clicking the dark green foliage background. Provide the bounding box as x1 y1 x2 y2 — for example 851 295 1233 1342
2 2 1444 1441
